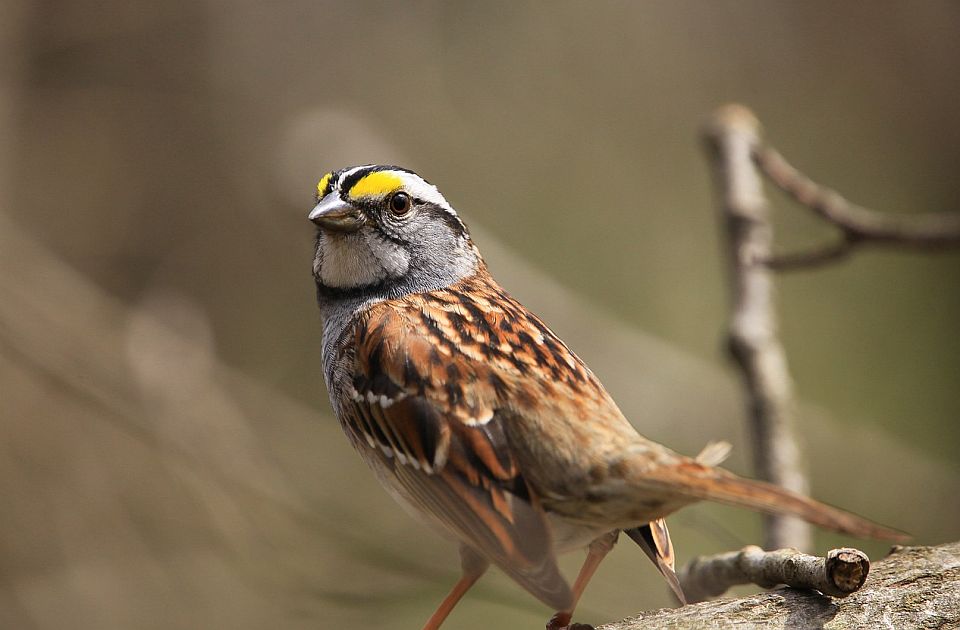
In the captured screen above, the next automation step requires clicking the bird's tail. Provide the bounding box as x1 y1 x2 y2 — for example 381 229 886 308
624 520 686 604
636 460 907 542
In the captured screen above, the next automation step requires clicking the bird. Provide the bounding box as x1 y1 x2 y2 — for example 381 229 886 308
307 164 905 630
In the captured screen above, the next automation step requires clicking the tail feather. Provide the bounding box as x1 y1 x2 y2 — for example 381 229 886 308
641 461 908 542
625 520 686 604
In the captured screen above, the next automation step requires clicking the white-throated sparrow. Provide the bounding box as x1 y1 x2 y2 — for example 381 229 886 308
308 165 904 630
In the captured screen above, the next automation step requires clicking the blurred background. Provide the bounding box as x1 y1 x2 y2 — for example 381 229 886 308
2 1 959 628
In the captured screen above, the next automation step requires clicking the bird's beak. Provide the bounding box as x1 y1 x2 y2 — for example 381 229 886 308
309 194 365 233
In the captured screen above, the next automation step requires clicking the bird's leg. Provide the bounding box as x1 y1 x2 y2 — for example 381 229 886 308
546 530 620 630
422 545 489 630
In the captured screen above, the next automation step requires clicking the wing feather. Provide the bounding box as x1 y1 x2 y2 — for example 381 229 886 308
339 303 573 609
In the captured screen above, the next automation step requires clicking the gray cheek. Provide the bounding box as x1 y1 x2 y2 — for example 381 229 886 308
407 222 448 256
364 231 410 278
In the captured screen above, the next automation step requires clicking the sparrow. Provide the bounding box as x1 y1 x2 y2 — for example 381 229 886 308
308 165 905 630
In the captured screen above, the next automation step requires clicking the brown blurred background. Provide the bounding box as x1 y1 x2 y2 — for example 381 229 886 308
2 2 959 628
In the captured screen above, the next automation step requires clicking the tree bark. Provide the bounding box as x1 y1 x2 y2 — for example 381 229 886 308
599 542 960 629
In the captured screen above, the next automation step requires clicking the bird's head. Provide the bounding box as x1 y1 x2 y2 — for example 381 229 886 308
309 165 481 301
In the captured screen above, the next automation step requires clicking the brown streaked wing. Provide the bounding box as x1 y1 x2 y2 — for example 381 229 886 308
390 443 572 610
342 303 573 610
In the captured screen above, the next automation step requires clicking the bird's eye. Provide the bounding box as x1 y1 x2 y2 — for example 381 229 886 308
389 192 411 216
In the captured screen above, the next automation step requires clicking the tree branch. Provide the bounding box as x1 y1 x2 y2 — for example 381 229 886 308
703 104 811 551
678 545 869 604
754 145 960 269
764 236 856 271
598 542 960 629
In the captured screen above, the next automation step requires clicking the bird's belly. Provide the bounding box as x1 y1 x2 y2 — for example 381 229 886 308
547 513 612 554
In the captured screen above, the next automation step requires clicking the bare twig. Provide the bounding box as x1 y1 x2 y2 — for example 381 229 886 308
703 105 811 552
765 236 857 271
678 545 869 604
755 145 960 269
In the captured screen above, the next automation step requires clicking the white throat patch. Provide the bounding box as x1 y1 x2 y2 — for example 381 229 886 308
316 230 410 289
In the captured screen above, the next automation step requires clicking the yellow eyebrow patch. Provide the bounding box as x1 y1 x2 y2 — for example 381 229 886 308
316 172 332 197
348 171 404 199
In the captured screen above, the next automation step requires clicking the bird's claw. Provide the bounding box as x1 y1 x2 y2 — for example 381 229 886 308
546 611 594 630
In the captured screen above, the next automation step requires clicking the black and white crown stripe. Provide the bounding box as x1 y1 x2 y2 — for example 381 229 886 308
324 165 464 220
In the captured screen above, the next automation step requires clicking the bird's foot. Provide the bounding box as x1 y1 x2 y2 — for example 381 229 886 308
546 612 594 630
546 612 570 630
